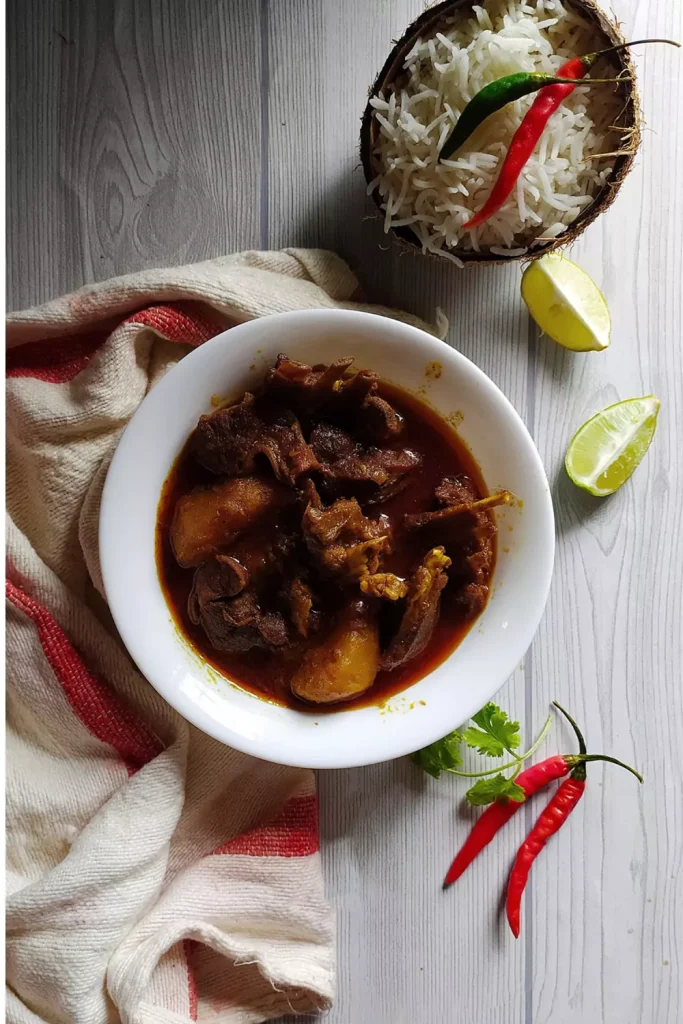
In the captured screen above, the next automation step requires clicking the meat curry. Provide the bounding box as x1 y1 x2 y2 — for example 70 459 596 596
156 355 511 709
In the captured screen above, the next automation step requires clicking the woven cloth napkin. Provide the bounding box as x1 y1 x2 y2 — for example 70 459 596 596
6 249 438 1024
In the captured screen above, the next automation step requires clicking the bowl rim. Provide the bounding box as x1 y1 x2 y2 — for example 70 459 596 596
359 0 639 266
99 308 555 768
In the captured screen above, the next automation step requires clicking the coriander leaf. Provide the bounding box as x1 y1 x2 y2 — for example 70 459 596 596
412 730 463 779
462 726 509 757
469 702 521 756
465 774 526 806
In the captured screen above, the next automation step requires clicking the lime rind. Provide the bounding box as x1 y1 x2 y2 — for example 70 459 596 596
565 396 660 497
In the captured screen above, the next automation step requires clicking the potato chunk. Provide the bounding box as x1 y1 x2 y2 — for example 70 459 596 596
171 476 289 567
290 600 380 705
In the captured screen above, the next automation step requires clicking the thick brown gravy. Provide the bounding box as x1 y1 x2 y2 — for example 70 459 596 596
156 380 495 711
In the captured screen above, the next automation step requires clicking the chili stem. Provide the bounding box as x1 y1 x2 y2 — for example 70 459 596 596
588 39 680 60
445 713 552 778
579 754 643 784
552 700 587 755
552 702 643 781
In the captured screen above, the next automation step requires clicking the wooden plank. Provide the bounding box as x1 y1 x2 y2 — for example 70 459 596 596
312 670 532 1024
527 3 683 1021
266 2 532 1021
6 0 263 310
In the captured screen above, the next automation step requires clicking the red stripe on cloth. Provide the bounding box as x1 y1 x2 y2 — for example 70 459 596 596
6 301 226 382
6 580 163 774
211 794 319 858
6 330 108 382
184 940 199 1021
123 302 225 345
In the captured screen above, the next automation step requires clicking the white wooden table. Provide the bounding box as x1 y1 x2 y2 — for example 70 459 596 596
8 2 682 1021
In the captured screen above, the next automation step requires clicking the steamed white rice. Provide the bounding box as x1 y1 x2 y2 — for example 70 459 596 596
367 0 622 263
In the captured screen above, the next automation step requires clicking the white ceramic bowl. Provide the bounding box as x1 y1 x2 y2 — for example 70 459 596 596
100 309 554 769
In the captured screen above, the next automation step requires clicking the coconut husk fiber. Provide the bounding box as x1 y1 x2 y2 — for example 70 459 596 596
359 0 641 267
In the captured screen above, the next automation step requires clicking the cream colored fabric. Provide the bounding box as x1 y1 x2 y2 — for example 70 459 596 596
6 249 438 1024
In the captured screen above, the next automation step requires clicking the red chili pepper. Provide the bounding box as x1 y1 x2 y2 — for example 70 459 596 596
464 39 679 231
443 703 642 890
505 703 642 938
443 754 570 889
506 771 586 937
463 59 583 230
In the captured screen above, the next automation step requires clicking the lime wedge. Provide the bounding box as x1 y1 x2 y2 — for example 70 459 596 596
565 396 660 496
521 253 611 352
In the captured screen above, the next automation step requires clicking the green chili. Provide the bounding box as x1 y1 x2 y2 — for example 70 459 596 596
464 39 678 230
439 72 621 162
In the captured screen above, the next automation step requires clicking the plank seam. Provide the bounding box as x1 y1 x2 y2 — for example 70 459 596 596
260 0 270 249
524 314 539 1024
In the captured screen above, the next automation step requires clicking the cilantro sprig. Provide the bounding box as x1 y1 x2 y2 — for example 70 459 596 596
465 774 526 805
411 702 552 805
412 730 463 779
463 703 520 757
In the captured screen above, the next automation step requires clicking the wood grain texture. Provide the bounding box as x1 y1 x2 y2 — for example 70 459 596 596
6 1 682 1022
525 3 683 1020
6 0 263 310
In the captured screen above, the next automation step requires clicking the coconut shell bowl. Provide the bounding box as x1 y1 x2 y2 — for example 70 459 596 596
360 0 640 266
